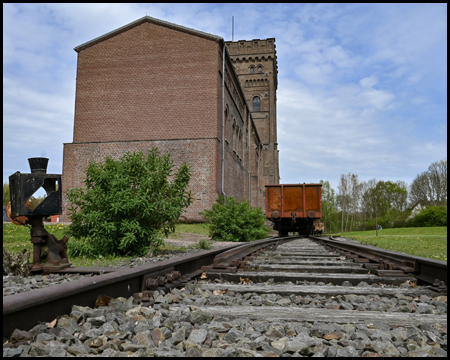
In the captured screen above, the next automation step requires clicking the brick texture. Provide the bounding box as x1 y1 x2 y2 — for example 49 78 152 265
61 17 268 221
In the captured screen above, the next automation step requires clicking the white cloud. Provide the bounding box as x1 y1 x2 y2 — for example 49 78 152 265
359 76 378 88
2 3 447 194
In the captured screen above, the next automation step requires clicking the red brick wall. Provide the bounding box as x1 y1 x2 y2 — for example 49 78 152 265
73 22 220 143
62 19 263 222
62 139 220 221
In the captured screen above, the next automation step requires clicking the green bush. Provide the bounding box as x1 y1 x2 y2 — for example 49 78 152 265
201 195 269 242
406 206 447 227
393 209 412 228
65 149 192 257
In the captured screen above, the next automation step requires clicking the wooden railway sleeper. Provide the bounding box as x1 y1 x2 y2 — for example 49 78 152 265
145 270 182 290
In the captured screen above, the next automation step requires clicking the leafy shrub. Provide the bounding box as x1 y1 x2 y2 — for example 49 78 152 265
406 206 447 227
393 209 412 228
65 149 192 257
201 195 269 242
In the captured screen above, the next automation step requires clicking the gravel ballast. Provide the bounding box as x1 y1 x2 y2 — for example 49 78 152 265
3 237 447 357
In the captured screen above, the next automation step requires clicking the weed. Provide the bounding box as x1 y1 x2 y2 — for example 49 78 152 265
198 239 212 250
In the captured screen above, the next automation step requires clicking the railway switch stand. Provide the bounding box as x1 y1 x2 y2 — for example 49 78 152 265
7 157 71 272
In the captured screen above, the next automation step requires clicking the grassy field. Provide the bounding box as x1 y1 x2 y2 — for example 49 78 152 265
328 227 447 261
3 223 447 266
2 222 209 267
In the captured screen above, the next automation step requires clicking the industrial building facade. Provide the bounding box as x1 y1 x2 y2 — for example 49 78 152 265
61 16 279 221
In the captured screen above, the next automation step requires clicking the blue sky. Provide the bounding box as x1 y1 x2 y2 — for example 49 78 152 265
3 3 447 194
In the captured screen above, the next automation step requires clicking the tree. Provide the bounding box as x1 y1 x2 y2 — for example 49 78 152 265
3 182 10 206
409 159 447 206
361 179 408 229
65 149 192 257
201 195 269 242
428 159 447 205
320 180 339 233
348 174 362 232
337 173 360 232
337 174 349 232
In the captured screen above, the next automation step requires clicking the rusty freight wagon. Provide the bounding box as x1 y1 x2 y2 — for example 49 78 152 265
265 183 323 236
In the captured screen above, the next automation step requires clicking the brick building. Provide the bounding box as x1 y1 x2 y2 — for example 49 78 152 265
62 16 279 221
225 39 280 187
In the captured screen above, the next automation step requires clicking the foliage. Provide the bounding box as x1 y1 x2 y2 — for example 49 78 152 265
65 149 192 257
197 238 212 250
406 206 447 227
331 227 447 261
201 195 269 242
3 223 67 254
393 209 412 228
3 181 10 206
409 159 447 206
4 222 212 267
3 247 31 276
320 180 340 233
337 173 361 232
359 179 408 230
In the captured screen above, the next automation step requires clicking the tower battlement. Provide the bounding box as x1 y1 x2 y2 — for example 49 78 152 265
225 38 276 57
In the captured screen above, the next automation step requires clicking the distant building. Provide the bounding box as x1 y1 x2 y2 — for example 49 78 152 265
61 16 279 221
406 202 426 221
225 39 280 187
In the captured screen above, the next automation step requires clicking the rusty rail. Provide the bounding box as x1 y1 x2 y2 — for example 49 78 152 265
3 236 292 339
310 236 447 291
210 236 294 271
3 244 240 338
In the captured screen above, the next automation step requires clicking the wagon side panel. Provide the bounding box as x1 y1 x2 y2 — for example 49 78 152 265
281 185 303 218
305 184 322 218
265 185 282 217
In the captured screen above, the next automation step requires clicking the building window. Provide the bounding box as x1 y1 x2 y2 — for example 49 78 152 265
250 66 254 74
258 66 262 73
253 96 261 112
225 107 230 142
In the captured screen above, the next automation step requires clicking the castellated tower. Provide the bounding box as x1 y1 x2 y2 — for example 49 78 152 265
225 39 280 189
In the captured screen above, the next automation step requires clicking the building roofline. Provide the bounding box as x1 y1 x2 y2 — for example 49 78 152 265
74 15 223 52
73 15 263 145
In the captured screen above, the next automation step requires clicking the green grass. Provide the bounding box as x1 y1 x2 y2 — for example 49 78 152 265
328 227 447 261
2 222 207 267
165 223 210 239
6 222 445 265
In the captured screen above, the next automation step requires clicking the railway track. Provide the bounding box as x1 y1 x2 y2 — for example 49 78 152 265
3 236 447 357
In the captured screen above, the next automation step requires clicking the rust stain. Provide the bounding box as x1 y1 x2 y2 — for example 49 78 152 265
5 201 29 225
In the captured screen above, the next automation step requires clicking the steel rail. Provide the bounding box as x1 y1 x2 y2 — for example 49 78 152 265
3 244 240 339
212 236 294 270
3 236 291 339
310 236 447 290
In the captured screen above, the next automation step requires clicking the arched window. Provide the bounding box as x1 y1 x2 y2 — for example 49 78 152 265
250 66 255 74
258 66 262 73
252 96 261 112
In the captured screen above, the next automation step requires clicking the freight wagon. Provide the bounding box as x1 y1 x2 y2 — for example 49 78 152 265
265 183 323 236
